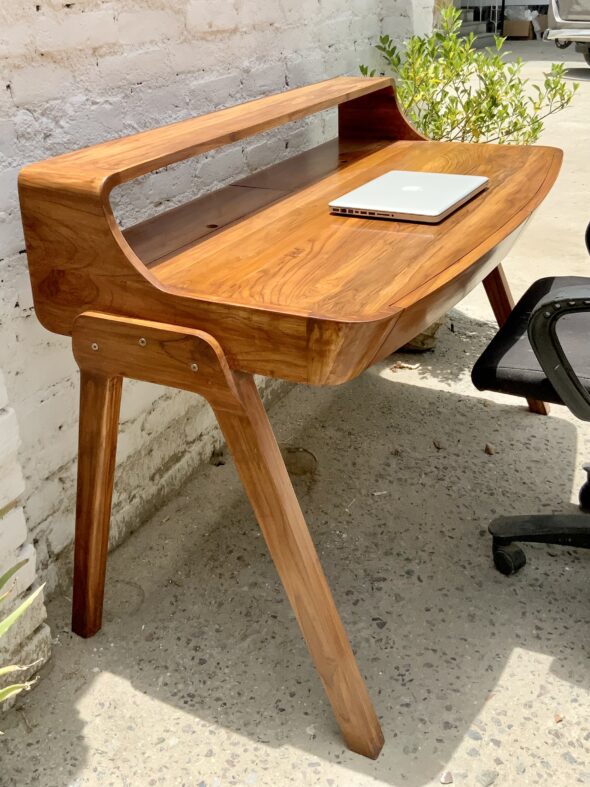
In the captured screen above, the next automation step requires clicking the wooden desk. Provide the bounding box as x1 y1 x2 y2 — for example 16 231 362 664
19 77 561 759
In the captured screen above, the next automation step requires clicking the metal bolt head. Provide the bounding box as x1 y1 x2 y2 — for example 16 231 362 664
190 362 199 372
91 342 99 351
138 337 147 347
544 311 551 318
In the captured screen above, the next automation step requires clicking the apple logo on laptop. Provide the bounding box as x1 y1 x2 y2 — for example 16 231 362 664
402 185 423 192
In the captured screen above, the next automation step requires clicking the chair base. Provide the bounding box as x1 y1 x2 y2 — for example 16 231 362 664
490 513 590 575
489 467 590 575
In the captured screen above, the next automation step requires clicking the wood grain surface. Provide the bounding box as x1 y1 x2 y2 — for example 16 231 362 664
72 370 122 638
123 139 388 266
20 76 393 188
19 77 562 388
152 140 561 321
71 312 384 758
214 373 384 758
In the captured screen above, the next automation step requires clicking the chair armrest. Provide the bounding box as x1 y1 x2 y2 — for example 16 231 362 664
528 283 590 420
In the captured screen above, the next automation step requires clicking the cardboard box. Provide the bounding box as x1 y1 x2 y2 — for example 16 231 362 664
537 14 548 32
503 20 534 39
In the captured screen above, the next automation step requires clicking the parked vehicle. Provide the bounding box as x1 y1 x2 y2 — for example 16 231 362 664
545 0 590 66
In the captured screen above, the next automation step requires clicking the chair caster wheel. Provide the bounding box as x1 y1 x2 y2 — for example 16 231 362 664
492 542 526 575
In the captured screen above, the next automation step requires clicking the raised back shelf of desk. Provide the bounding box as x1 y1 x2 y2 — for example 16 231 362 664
19 76 561 387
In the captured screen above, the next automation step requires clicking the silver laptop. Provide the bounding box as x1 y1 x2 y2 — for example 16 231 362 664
329 170 489 223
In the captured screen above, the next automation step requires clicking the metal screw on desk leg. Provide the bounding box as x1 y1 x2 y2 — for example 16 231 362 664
190 363 199 372
91 342 99 351
138 337 147 347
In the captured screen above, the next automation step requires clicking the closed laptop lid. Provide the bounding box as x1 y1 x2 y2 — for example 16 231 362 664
329 170 489 218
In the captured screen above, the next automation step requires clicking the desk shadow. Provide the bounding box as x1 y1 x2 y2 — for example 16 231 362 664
2 327 590 786
398 308 498 388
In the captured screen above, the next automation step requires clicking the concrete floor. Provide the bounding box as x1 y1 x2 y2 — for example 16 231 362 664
2 42 590 787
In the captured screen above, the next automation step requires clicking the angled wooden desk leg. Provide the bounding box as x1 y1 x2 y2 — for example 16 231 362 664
483 265 549 415
213 374 384 759
72 370 122 637
70 313 383 759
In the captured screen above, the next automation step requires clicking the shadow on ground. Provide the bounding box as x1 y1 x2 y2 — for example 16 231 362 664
397 310 493 387
2 310 590 787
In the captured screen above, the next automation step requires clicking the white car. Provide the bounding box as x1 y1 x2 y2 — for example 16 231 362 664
545 0 590 65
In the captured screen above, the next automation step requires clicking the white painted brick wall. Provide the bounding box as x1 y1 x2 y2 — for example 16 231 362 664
0 0 433 682
0 507 27 557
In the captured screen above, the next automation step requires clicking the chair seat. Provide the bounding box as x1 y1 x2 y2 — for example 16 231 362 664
472 276 590 405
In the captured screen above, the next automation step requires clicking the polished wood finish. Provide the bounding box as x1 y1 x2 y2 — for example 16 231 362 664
19 77 562 757
73 312 243 413
19 125 562 385
21 77 393 187
72 370 122 638
123 138 389 267
19 79 422 386
72 312 384 758
483 265 550 415
214 374 384 759
338 86 425 141
124 184 286 267
154 141 560 319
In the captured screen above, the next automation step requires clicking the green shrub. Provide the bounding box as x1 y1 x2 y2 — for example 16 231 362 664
361 6 577 144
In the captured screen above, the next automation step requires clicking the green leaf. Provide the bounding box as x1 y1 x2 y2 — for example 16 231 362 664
0 682 32 703
0 585 44 639
0 659 42 678
0 665 26 677
0 561 28 595
360 8 576 145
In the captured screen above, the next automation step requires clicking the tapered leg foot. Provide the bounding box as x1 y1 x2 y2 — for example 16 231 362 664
214 374 384 758
72 371 122 638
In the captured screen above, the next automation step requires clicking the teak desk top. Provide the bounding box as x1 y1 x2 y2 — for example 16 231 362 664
19 77 561 760
19 76 561 386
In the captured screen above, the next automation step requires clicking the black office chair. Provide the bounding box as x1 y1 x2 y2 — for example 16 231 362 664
472 222 590 575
